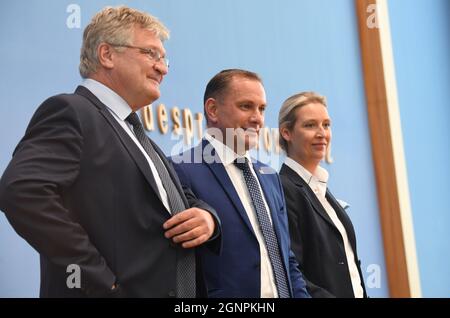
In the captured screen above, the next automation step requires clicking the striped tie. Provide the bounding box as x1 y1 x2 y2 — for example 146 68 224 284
234 158 291 298
126 112 196 298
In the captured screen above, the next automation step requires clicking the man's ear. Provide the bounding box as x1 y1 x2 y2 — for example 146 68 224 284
205 98 219 124
97 43 115 70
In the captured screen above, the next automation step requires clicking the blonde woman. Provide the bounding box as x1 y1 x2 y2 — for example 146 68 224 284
278 92 366 298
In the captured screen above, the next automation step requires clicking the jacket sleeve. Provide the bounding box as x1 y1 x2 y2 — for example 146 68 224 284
0 96 116 297
172 161 222 254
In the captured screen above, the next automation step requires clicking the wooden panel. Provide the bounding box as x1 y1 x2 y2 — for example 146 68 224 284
355 0 415 297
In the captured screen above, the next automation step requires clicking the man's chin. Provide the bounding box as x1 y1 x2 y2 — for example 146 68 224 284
247 138 259 150
145 86 160 102
235 136 258 152
151 91 161 102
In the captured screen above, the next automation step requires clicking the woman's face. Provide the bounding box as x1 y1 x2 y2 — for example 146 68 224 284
283 103 331 168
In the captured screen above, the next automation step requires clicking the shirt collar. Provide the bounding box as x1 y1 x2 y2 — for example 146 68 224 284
81 78 133 121
204 131 251 166
284 156 329 187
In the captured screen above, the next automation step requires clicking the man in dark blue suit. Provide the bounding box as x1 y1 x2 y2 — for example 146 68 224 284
172 69 309 298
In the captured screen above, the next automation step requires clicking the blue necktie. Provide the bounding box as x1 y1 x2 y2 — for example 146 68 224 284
234 158 291 298
126 112 195 298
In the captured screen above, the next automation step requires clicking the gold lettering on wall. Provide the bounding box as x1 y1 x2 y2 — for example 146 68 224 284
195 113 204 140
141 104 154 131
263 127 272 152
138 104 331 161
157 104 168 134
183 108 194 145
171 107 181 135
272 128 281 154
325 142 333 164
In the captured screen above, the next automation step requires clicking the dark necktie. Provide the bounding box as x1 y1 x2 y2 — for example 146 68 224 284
234 158 291 298
126 112 196 298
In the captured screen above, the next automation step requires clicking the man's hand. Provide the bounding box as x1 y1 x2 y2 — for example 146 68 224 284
163 208 215 248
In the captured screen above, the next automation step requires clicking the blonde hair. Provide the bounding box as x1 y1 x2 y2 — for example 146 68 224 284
278 91 327 153
79 6 170 78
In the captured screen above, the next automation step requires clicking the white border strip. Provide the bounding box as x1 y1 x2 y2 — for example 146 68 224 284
377 0 422 298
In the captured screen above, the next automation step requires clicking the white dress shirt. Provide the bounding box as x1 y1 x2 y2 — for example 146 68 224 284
205 133 279 298
81 79 171 213
284 157 364 298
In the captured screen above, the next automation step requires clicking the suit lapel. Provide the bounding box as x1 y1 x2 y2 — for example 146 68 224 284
201 140 255 235
281 164 337 230
326 190 357 251
75 86 165 205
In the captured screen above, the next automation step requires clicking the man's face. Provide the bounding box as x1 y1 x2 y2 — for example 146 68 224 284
208 77 266 153
110 26 168 110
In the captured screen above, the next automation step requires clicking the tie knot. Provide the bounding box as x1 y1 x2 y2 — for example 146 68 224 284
126 112 141 127
233 157 249 171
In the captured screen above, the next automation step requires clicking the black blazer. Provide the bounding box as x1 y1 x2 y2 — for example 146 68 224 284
280 164 367 298
0 86 219 297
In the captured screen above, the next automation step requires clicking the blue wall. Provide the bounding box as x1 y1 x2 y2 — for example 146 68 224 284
389 0 450 297
0 0 388 297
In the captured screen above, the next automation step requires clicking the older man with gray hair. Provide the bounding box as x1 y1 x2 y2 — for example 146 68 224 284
0 6 220 298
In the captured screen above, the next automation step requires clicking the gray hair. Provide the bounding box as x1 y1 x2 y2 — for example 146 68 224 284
278 91 327 153
79 6 169 78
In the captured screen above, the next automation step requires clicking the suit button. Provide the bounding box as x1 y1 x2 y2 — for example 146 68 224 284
338 261 345 265
254 263 260 270
168 290 176 297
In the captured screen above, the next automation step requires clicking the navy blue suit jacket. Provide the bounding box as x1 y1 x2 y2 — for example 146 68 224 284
171 139 309 298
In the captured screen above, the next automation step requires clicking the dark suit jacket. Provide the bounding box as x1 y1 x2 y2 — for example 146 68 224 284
0 86 219 298
279 163 367 298
171 140 309 298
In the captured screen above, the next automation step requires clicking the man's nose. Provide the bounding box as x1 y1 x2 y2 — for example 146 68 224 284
154 61 168 76
250 109 264 125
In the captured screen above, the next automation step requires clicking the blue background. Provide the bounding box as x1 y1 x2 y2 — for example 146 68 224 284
1 0 447 297
389 0 450 297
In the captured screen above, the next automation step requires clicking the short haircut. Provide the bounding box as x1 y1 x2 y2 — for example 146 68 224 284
203 69 263 124
79 6 169 78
